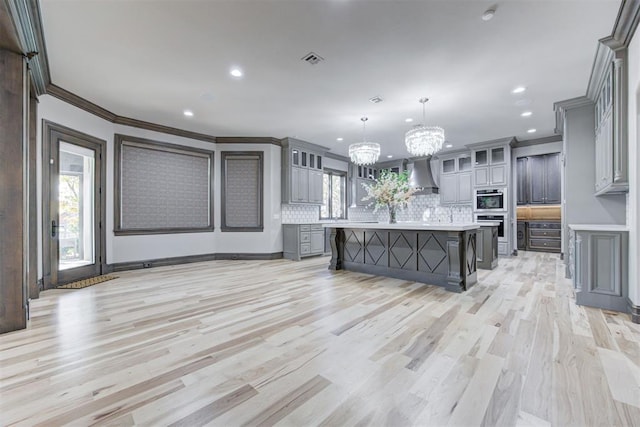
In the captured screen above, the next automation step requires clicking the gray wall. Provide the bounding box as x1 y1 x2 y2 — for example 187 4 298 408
563 104 627 258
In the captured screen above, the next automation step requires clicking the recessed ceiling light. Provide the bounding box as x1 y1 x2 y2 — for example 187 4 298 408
387 155 393 158
445 143 453 148
521 111 532 117
183 110 194 117
336 137 343 141
482 8 495 21
527 128 537 133
230 68 243 77
512 86 526 94
405 118 413 123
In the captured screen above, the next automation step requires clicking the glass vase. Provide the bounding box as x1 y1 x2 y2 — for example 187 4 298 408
388 204 397 224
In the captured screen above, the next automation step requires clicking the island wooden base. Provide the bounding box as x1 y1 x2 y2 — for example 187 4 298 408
328 227 477 292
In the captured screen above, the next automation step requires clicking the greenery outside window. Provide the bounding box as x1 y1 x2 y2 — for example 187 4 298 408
321 169 347 220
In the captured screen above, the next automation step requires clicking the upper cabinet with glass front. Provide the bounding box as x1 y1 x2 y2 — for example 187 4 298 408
470 140 511 188
281 137 328 204
593 47 628 196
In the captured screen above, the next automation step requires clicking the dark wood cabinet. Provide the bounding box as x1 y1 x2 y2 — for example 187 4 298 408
516 157 528 205
517 153 561 205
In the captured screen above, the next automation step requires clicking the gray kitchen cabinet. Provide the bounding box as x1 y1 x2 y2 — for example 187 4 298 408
291 166 309 203
516 157 528 205
440 174 458 204
283 224 326 260
309 169 324 204
517 153 561 205
545 153 561 203
529 155 545 204
472 144 508 188
593 57 627 196
527 221 561 253
476 225 498 270
350 163 379 207
570 225 628 313
281 138 328 204
439 151 472 205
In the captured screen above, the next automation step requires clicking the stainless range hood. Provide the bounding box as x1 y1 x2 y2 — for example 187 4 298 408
408 157 439 195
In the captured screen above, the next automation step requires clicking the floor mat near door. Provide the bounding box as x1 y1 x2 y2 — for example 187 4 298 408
57 275 118 289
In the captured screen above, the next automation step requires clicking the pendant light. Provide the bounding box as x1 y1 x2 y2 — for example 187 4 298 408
349 117 381 165
405 98 445 156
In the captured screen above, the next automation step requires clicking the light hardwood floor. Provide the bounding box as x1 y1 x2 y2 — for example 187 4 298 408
1 252 639 426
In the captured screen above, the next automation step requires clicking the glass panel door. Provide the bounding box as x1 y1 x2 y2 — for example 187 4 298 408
58 142 95 271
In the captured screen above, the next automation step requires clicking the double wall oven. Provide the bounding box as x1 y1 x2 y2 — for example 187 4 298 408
474 188 507 240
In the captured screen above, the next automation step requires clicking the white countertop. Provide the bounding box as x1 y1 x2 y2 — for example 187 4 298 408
568 224 628 232
322 222 481 231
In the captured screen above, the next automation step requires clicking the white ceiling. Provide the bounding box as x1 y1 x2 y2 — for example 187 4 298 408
40 0 620 158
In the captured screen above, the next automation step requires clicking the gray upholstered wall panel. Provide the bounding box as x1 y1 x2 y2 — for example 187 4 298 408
221 152 263 231
115 135 214 233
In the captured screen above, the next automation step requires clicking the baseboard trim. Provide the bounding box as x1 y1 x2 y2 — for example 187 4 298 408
109 252 283 272
629 298 640 324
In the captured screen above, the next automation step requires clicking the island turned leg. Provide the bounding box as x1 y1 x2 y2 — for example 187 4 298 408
446 232 464 292
328 227 345 270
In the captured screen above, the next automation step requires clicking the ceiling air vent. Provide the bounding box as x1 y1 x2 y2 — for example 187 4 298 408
301 52 324 65
369 96 383 104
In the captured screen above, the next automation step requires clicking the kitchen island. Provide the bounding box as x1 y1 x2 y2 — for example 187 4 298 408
324 222 479 292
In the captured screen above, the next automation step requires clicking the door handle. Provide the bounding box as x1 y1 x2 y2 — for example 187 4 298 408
51 220 59 237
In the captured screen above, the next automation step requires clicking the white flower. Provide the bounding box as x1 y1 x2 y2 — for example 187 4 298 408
362 170 417 212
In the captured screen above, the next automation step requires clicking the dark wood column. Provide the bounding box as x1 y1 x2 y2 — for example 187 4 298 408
0 48 27 333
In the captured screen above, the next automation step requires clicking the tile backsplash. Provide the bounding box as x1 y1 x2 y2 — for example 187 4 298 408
349 195 473 223
281 204 320 223
282 195 474 224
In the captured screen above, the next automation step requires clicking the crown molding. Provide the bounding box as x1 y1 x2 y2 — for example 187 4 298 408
216 137 281 146
47 83 117 121
324 152 350 163
607 0 640 50
586 43 615 101
553 96 594 111
553 96 594 134
113 116 217 144
465 136 516 150
4 0 50 95
513 134 562 148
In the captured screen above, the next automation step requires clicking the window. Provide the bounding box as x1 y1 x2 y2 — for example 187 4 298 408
114 134 214 235
321 169 347 219
221 151 264 232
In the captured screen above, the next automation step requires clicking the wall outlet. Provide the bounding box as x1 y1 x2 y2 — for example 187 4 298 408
142 262 152 268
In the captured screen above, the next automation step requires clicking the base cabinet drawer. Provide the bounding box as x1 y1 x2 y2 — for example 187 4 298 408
529 229 561 239
300 232 311 242
528 238 561 251
300 243 311 254
526 221 561 253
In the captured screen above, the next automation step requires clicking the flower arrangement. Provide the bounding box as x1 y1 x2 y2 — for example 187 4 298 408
362 170 417 223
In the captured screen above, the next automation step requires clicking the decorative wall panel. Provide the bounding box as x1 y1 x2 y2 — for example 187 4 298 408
114 134 214 235
221 152 263 231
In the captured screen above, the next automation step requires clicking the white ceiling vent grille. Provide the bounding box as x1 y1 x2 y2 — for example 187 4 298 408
301 52 324 65
369 96 383 104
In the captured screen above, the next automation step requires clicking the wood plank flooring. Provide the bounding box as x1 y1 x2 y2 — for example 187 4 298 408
1 251 639 426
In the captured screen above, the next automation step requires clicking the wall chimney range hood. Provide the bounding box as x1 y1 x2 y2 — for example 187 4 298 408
408 157 439 195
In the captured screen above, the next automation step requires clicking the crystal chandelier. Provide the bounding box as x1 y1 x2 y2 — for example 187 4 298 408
405 98 445 156
349 117 380 165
